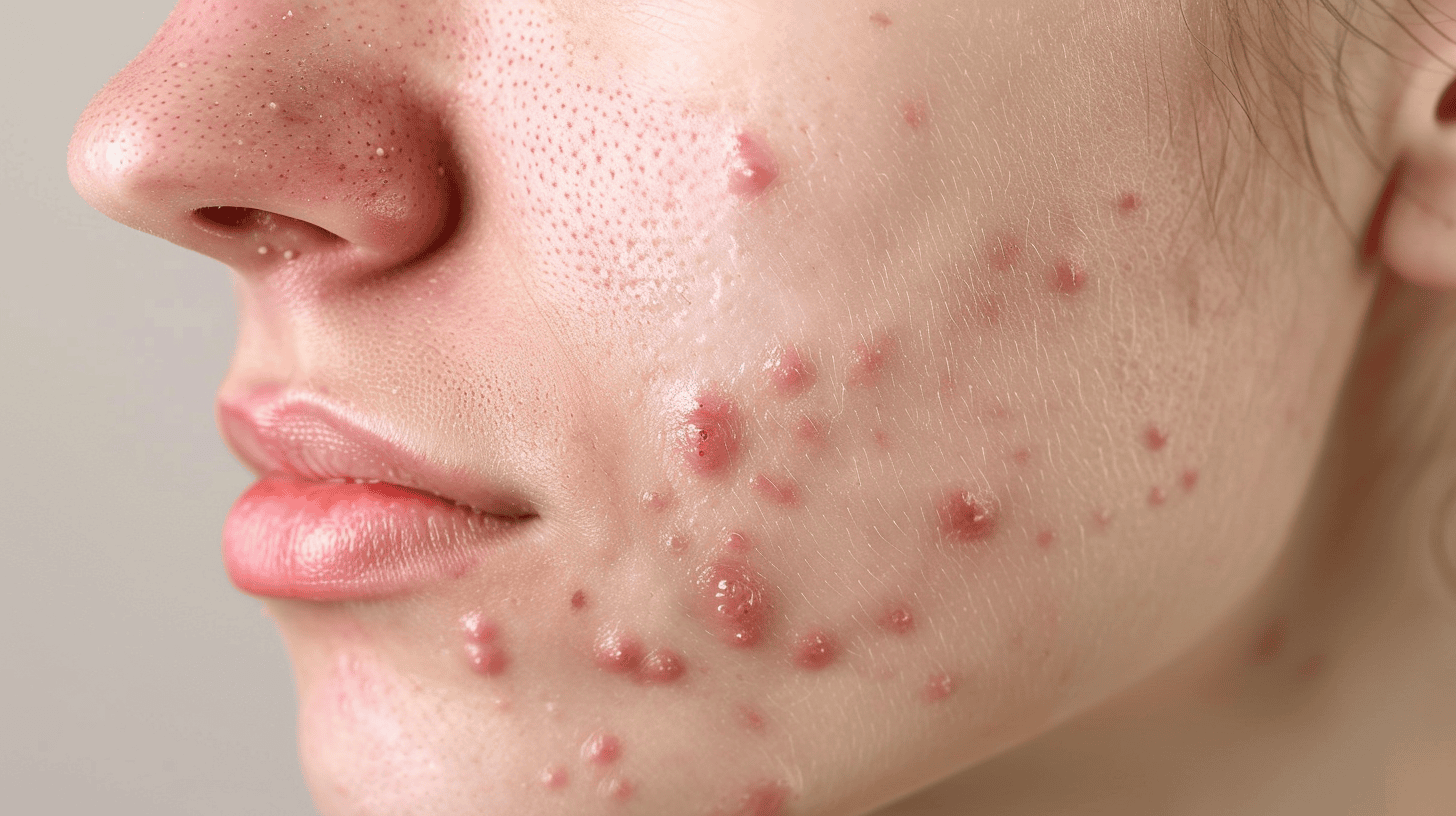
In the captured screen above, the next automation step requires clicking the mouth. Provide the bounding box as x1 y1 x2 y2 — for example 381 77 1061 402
217 386 536 601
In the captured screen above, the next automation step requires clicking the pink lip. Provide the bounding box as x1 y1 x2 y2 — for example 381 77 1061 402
218 387 533 601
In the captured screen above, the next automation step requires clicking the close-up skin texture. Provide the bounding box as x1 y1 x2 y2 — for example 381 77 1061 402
67 0 1456 814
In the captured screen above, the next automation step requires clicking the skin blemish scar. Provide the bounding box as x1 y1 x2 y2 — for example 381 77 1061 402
681 391 743 478
728 131 779 198
937 489 1001 543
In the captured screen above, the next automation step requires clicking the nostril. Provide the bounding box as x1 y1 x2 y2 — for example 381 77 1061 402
195 206 267 231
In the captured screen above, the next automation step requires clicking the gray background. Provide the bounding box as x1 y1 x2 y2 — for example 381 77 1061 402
1 2 316 812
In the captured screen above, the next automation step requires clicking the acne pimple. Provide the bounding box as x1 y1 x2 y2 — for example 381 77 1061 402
1092 508 1114 530
539 765 569 790
750 472 800 506
1117 191 1143 214
640 490 673 512
699 559 772 648
1181 468 1200 492
460 613 510 676
869 10 893 27
849 335 896 387
1011 447 1032 466
725 531 753 552
1035 529 1056 549
738 704 768 732
581 732 623 765
1251 619 1287 664
937 489 1000 543
766 344 814 397
986 233 1024 272
668 534 691 554
600 776 635 801
923 672 957 703
593 628 645 674
1148 486 1167 507
638 648 687 684
571 589 588 611
792 628 840 671
682 392 742 477
879 604 915 635
1051 258 1087 294
728 131 779 198
723 781 791 816
461 611 497 642
1142 424 1169 451
792 415 825 447
900 98 929 130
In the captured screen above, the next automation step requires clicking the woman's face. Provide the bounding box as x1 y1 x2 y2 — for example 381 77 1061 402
69 0 1378 813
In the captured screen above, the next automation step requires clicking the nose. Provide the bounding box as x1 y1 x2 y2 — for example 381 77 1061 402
68 2 457 281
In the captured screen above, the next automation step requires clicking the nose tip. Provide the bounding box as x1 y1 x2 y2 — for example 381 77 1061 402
68 9 457 279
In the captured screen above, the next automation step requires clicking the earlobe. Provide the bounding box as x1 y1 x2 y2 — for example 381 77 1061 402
1372 65 1456 289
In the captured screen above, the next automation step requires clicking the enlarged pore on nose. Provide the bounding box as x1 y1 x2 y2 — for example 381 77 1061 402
68 6 459 281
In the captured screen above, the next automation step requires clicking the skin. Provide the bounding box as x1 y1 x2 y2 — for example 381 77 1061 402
67 0 1456 813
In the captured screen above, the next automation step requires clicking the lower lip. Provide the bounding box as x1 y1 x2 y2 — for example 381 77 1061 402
224 475 514 601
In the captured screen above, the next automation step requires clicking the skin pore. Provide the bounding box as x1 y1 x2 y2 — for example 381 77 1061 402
67 0 1456 814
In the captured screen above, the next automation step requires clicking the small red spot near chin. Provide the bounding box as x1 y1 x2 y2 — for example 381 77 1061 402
869 10 892 27
581 732 622 765
1035 529 1056 549
465 642 510 676
682 391 742 477
766 344 814 397
571 590 588 611
600 776 635 801
729 131 780 198
986 233 1023 272
923 672 956 702
900 97 929 130
1181 468 1200 492
1051 259 1087 294
593 628 645 674
792 629 840 671
879 604 915 635
638 648 687 684
720 781 791 816
540 765 569 790
1142 424 1169 451
1116 191 1142 215
937 489 1000 543
1251 619 1287 665
1148 486 1167 507
849 334 896 387
699 559 772 648
750 472 800 506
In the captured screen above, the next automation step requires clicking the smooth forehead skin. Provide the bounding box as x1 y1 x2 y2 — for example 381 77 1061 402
70 0 1382 814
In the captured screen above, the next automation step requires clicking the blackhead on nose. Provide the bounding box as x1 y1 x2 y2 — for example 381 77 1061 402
68 0 458 283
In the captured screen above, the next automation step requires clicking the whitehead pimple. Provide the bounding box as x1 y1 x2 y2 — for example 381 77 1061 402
539 765 569 790
728 131 779 198
581 731 623 766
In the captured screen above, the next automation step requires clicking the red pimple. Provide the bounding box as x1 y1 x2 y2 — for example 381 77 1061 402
668 534 691 554
1011 447 1032 466
1252 619 1287 664
460 612 498 642
729 131 780 198
792 628 840 671
464 641 509 677
849 334 896 387
540 765 569 790
869 10 892 27
766 344 814 397
699 559 772 648
641 490 673 512
719 781 791 816
923 672 957 703
1092 508 1114 530
1051 258 1087 294
725 531 753 553
738 704 768 733
937 489 1000 543
1181 468 1200 492
879 604 915 635
1116 191 1142 214
682 392 742 477
1035 529 1056 549
600 776 635 801
1148 486 1167 507
581 732 623 765
750 472 800 506
900 97 929 130
986 233 1023 272
1142 424 1169 451
570 589 588 611
638 648 687 684
593 628 645 674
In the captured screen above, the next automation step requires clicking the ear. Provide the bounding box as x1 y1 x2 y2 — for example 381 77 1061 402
1372 20 1456 290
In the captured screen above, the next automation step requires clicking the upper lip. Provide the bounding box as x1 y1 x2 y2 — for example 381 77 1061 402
217 385 536 520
